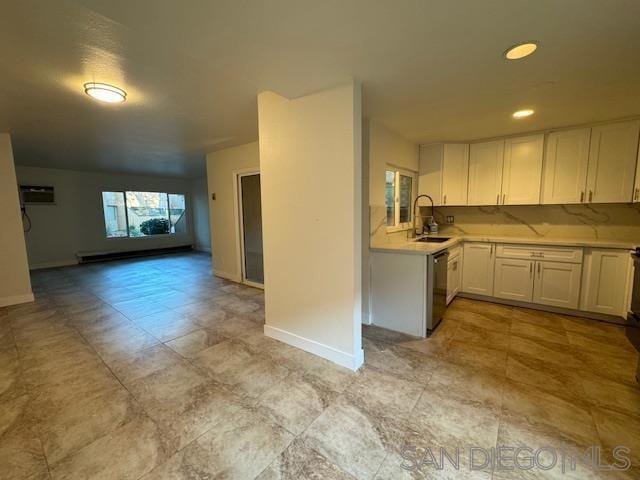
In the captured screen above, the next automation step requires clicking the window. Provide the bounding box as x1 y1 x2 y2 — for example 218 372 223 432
102 191 186 238
385 167 416 231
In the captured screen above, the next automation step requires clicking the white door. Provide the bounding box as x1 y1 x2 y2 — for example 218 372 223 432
502 135 544 205
586 120 640 203
461 242 495 296
447 255 461 304
442 144 469 206
542 128 591 205
580 249 630 317
493 258 534 302
532 261 582 309
468 140 504 206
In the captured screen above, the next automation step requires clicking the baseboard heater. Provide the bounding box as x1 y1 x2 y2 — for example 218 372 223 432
76 245 193 264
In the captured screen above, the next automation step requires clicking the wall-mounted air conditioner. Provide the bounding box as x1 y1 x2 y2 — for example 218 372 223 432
19 185 55 204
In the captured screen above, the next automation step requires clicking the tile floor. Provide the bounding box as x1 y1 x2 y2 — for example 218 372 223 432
1 252 639 479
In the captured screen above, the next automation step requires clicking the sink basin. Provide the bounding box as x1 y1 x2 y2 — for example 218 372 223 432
415 236 451 243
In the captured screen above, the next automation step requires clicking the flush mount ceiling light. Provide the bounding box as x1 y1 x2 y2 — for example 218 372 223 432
504 42 538 60
513 109 535 119
83 82 126 103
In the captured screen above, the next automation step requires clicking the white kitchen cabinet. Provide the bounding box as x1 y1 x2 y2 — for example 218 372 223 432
581 249 631 316
494 258 534 302
532 260 582 309
462 242 495 295
418 143 469 206
502 134 544 205
447 246 462 304
542 128 591 204
586 120 640 203
467 140 504 206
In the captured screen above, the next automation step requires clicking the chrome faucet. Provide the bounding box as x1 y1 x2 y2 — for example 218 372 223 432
412 194 435 237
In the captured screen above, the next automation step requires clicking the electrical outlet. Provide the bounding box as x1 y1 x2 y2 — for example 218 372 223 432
446 215 455 224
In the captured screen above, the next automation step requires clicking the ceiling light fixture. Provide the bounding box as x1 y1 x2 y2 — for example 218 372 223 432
504 42 538 60
83 82 127 103
513 109 534 119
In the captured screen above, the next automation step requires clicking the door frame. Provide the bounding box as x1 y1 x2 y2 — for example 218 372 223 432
233 168 264 289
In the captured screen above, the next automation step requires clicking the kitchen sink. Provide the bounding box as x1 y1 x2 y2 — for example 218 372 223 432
415 236 451 243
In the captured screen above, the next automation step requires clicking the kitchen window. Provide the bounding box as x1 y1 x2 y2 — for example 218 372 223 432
101 191 187 238
385 167 416 231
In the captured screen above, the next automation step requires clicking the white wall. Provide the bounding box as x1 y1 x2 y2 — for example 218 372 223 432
191 177 211 252
368 119 420 245
258 82 363 370
15 166 196 269
205 142 260 281
0 135 33 306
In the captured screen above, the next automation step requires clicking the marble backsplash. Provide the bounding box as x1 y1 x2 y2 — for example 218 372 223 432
370 203 640 245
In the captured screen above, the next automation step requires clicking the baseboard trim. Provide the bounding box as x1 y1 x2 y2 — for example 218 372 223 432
0 292 35 308
264 324 364 371
30 259 78 270
457 292 626 325
213 269 242 283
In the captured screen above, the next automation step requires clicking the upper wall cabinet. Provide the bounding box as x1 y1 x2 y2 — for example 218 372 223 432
467 140 504 206
502 134 544 205
586 120 640 203
542 128 591 204
418 143 469 206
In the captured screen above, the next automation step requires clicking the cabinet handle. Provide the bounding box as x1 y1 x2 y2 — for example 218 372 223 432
502 193 506 205
496 194 500 205
589 191 593 202
443 194 447 205
537 262 541 277
635 187 640 201
580 191 584 203
529 262 533 277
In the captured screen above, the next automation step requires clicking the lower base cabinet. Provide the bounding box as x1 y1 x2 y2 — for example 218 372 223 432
533 260 582 309
494 258 534 302
581 249 631 316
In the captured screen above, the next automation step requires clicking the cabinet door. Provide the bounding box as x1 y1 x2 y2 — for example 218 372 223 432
447 255 461 304
586 121 640 203
580 249 630 317
418 144 443 205
533 261 582 309
493 258 534 302
542 128 591 204
502 135 544 205
442 144 469 206
461 242 495 296
468 140 504 206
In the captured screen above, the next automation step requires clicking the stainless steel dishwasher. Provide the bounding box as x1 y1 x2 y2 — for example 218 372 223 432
427 249 449 333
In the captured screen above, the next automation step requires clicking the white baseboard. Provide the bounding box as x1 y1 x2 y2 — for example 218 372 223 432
0 292 35 308
264 324 364 371
29 259 78 270
213 269 242 283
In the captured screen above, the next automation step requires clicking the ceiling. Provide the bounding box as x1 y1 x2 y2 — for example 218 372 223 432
1 0 639 177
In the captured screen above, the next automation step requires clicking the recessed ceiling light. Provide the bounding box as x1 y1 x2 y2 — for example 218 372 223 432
504 42 538 60
513 109 534 119
83 82 126 103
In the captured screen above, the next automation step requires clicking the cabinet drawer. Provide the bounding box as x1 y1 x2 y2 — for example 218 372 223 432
495 244 583 264
448 245 462 260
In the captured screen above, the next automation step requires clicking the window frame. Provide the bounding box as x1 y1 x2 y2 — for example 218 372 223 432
101 190 187 239
385 166 417 233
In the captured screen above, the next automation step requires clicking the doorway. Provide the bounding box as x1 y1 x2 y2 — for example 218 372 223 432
237 172 264 287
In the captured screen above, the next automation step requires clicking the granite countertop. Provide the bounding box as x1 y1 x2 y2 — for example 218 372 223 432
370 234 638 256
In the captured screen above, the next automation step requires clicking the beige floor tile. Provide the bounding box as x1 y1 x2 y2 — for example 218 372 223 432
580 374 640 418
509 334 583 369
591 407 640 464
133 310 201 342
566 330 636 359
454 321 511 350
510 320 569 345
142 407 293 480
164 328 228 358
106 344 184 385
506 353 586 398
442 339 508 375
50 415 170 480
257 370 337 435
363 337 436 384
